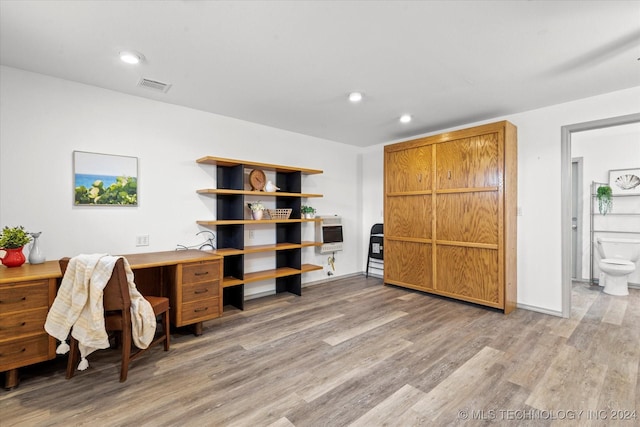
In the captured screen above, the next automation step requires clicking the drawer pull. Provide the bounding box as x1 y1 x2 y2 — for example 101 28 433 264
194 272 209 276
0 322 26 330
194 307 209 313
0 347 26 357
0 297 27 304
194 289 209 294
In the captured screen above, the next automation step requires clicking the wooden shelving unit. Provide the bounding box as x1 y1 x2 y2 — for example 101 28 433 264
197 189 322 198
196 156 323 310
197 218 319 226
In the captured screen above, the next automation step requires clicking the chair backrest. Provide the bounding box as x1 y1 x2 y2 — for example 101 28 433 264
59 257 131 312
370 223 383 235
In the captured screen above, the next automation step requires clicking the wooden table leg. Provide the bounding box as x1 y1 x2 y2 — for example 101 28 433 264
193 322 203 336
4 368 19 389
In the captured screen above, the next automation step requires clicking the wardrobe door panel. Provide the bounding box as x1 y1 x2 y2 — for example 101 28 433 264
436 246 500 305
436 192 498 244
385 240 433 290
384 121 516 313
436 133 500 190
386 146 432 193
387 196 432 240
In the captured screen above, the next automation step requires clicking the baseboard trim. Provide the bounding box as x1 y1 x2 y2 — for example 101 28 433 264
302 272 364 288
516 302 563 317
244 274 569 319
243 272 365 300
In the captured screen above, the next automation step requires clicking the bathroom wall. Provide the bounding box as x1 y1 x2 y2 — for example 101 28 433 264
572 122 640 285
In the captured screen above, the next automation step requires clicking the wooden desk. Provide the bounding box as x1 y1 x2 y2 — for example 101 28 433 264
0 250 222 389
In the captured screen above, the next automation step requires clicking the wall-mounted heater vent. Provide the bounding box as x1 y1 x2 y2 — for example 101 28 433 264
138 78 171 93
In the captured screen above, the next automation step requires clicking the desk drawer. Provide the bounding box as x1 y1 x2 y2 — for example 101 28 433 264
181 297 220 323
0 334 50 368
182 262 220 285
0 281 49 314
182 280 219 303
0 308 48 342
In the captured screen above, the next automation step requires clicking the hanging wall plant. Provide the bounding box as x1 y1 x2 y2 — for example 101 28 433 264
597 185 613 215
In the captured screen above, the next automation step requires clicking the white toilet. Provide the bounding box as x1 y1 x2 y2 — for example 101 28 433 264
596 237 640 296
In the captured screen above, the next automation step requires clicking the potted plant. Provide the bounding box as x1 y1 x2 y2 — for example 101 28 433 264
597 185 613 215
247 201 265 220
0 225 32 268
301 205 316 219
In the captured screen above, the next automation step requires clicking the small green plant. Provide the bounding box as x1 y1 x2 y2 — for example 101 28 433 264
247 201 265 211
0 226 32 249
597 185 613 215
301 205 316 214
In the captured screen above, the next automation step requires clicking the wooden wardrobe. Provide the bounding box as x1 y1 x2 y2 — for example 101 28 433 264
384 121 517 313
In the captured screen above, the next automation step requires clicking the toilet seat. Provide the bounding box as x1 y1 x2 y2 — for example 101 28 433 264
600 258 633 266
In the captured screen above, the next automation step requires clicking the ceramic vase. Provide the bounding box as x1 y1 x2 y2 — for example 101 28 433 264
598 197 612 215
1 247 26 268
28 232 45 264
251 210 264 220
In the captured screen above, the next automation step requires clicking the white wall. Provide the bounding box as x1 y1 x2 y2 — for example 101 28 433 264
3 65 639 313
0 66 362 297
572 123 640 284
361 86 640 314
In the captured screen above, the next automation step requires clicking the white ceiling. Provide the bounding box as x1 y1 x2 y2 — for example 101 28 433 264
1 1 639 147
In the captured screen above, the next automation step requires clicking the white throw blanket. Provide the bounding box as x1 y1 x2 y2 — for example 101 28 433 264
45 254 157 370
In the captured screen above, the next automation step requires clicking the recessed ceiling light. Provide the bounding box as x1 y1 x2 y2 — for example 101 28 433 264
119 51 144 65
348 92 363 103
400 114 412 124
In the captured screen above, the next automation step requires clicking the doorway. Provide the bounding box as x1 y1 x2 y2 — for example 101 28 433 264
560 113 640 318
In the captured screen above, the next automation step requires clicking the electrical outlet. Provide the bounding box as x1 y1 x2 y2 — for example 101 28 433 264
248 230 255 240
517 207 523 216
136 235 149 246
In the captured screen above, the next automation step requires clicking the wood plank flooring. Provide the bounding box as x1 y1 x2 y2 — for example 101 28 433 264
2 277 639 426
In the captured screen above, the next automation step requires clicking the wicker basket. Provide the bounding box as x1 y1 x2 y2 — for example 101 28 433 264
267 208 292 220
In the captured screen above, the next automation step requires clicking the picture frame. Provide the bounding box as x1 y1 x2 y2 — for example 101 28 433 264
608 167 640 195
73 151 138 206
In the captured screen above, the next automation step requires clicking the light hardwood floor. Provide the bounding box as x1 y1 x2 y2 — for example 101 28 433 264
2 276 639 426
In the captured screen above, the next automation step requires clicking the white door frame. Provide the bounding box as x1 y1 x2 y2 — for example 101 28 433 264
560 113 640 318
571 157 583 280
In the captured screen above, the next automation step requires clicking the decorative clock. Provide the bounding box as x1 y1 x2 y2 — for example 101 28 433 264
249 169 266 191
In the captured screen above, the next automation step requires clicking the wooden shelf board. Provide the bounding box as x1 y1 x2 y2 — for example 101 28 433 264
301 241 323 248
301 264 323 273
197 219 320 225
212 242 319 256
196 156 323 175
221 264 322 288
222 276 244 287
211 248 245 256
197 189 322 198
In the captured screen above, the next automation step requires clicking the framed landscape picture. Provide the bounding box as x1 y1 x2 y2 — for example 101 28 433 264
609 167 640 196
73 151 138 206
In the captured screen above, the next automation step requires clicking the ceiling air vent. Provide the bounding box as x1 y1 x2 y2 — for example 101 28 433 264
137 78 171 93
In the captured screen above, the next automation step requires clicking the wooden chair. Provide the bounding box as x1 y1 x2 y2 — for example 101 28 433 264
59 257 170 382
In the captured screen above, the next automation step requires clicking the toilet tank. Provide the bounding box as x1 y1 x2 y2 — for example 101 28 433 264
596 237 640 262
